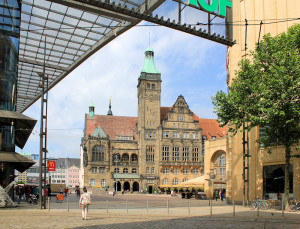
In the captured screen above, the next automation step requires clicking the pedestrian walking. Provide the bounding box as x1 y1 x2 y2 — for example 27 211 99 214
15 186 21 204
221 190 224 201
219 190 222 200
79 187 90 220
215 190 218 201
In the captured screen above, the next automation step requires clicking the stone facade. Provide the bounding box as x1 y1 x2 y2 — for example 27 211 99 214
81 46 224 193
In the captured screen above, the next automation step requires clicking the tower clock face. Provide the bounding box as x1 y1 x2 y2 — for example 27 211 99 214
148 93 155 102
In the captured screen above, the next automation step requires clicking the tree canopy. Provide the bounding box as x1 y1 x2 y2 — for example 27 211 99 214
212 24 300 149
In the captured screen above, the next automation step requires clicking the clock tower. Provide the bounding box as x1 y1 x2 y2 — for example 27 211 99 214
137 43 161 188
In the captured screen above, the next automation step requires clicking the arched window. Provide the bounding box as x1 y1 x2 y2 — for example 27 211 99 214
122 153 129 162
92 145 105 161
90 179 95 186
101 179 106 187
131 154 138 162
172 178 179 185
123 168 128 173
113 153 120 162
163 178 169 185
114 168 119 173
132 168 137 173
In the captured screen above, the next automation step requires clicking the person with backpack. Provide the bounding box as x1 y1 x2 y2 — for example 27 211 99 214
79 187 90 220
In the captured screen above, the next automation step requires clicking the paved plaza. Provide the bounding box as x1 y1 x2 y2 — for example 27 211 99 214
1 194 299 229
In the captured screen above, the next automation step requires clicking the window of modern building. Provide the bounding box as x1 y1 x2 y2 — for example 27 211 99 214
263 164 293 197
114 168 119 173
132 168 137 173
192 147 199 162
92 167 97 174
172 178 179 185
163 168 169 174
162 146 169 161
101 179 106 187
99 167 105 174
131 154 138 162
172 147 179 161
183 147 189 161
183 168 189 174
163 131 169 138
163 178 169 185
122 153 129 162
92 145 105 161
90 179 95 186
123 168 128 173
173 168 179 174
146 167 149 174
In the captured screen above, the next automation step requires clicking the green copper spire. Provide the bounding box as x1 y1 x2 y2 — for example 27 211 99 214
89 103 95 118
141 36 160 74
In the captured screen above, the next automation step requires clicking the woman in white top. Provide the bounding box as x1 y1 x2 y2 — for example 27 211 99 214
79 187 90 220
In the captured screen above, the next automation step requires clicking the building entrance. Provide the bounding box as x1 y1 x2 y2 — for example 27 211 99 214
148 186 153 194
123 181 130 191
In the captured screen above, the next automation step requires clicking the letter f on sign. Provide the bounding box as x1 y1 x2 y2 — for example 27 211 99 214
219 0 232 17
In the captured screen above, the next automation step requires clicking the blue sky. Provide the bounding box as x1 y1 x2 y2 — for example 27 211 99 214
17 19 227 159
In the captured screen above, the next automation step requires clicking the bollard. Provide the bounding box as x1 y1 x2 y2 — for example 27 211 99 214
233 200 235 216
188 199 190 215
167 199 169 215
67 196 69 212
106 200 108 213
48 197 50 211
147 199 149 214
282 196 284 217
210 199 212 216
126 199 128 213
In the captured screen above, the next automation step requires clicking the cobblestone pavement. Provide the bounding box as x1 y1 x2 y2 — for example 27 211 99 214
1 194 299 229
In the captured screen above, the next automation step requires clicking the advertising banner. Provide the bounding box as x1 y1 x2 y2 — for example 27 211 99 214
48 160 56 171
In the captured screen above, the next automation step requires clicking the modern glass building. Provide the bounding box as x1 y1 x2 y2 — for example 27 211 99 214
0 0 36 189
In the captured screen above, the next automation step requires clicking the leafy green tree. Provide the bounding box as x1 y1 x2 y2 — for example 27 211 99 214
212 24 300 207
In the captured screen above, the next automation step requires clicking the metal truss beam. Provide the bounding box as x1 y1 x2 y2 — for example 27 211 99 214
55 0 235 46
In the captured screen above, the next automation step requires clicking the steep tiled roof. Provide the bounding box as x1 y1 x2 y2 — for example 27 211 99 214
160 107 171 123
194 115 227 140
85 114 138 141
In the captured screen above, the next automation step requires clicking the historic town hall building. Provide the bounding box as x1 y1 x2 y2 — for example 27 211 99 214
81 45 225 193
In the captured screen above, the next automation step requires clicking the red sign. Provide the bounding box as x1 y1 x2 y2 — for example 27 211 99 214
48 160 56 171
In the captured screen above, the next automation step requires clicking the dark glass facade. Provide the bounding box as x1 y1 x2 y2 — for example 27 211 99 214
263 164 293 198
0 0 20 152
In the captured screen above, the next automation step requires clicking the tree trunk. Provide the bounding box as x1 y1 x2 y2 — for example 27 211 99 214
284 145 291 210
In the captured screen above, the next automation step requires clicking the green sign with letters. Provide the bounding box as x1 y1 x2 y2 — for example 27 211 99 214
188 0 232 17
